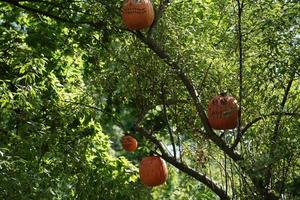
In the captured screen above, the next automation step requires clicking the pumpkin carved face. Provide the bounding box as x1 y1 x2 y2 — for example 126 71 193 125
208 93 239 130
139 156 168 187
121 135 138 152
122 0 154 30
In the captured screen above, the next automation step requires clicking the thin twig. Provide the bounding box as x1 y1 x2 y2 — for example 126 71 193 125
199 62 212 94
134 126 167 155
232 112 300 149
225 152 228 195
174 105 183 162
236 0 244 150
1 0 105 28
265 70 296 190
64 100 127 131
161 82 176 158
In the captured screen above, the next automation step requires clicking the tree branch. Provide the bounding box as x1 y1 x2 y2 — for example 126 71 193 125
134 97 188 126
134 31 242 162
64 100 127 131
134 126 167 155
148 0 171 37
266 70 296 191
1 0 105 28
271 73 296 143
232 112 300 149
158 152 231 200
135 126 230 199
236 0 244 150
161 82 176 158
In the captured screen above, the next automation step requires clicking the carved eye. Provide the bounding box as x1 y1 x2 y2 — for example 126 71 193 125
220 98 227 105
212 99 218 104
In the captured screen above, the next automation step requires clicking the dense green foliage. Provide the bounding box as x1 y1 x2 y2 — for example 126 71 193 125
0 0 299 199
0 6 149 199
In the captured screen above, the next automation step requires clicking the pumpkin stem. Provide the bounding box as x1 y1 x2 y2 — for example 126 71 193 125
220 91 227 96
150 150 155 156
127 0 134 4
129 0 143 3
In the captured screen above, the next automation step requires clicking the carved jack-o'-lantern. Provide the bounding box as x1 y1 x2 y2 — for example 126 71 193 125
208 92 239 130
122 0 154 30
139 156 168 187
121 135 138 152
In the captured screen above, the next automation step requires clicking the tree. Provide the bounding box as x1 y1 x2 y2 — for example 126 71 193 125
0 0 299 199
0 2 149 199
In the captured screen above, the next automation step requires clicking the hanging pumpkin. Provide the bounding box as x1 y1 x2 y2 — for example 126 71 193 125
139 156 168 187
122 0 154 30
121 135 138 152
208 92 239 130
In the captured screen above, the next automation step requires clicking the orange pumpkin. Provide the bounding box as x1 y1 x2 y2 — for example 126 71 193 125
122 0 154 30
208 93 239 130
121 135 138 152
139 156 168 187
